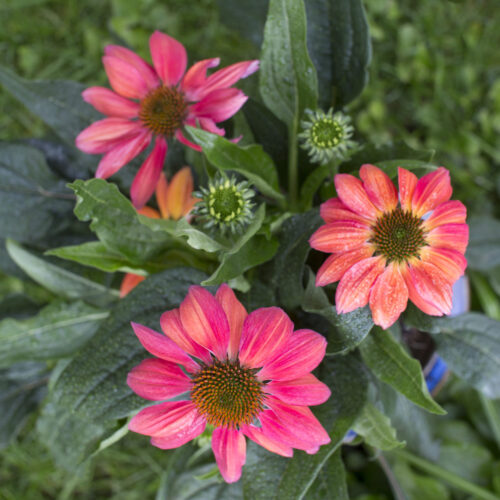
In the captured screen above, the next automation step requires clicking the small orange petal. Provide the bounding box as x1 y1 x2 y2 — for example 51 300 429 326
155 172 169 219
138 206 161 219
167 167 194 220
120 273 146 298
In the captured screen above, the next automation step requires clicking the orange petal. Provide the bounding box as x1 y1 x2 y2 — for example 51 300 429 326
138 206 161 219
155 172 169 219
166 167 194 220
320 198 372 224
419 246 467 282
369 263 408 329
422 200 467 231
334 174 379 220
426 223 469 254
120 273 145 298
335 256 386 314
398 167 418 212
411 167 452 217
316 245 374 286
360 164 398 212
309 221 371 254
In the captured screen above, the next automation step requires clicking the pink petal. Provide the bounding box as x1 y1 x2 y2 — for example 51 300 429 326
127 358 192 401
419 247 467 283
104 45 159 90
426 224 469 254
215 284 248 361
130 136 167 209
320 198 372 224
160 309 212 364
179 286 230 361
82 87 140 118
398 167 418 212
175 129 202 151
316 245 374 286
422 200 467 231
190 88 248 123
75 118 142 154
120 273 145 298
369 263 409 329
149 31 187 86
103 55 150 99
360 164 398 212
267 374 331 406
212 427 246 484
309 221 372 254
151 416 206 449
181 58 221 100
411 167 453 217
198 117 226 136
258 329 327 381
131 322 199 373
95 131 152 179
406 260 453 315
238 308 293 369
336 256 386 314
241 423 293 458
334 174 379 220
129 400 202 438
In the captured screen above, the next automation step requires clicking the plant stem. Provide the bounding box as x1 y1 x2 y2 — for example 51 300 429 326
480 393 500 452
288 124 299 211
392 449 500 500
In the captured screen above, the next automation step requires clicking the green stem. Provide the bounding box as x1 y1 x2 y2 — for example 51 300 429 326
288 123 299 211
480 393 500 452
392 449 499 500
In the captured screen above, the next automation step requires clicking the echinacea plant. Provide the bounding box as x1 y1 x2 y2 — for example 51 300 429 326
1 2 499 499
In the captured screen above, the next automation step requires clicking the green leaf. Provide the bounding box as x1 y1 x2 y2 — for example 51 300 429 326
302 270 374 354
305 0 371 108
0 143 74 244
359 327 445 415
392 461 451 500
299 164 331 210
0 362 48 449
185 127 285 205
373 159 438 180
37 267 207 469
353 402 405 450
170 218 225 253
260 0 318 128
6 239 118 306
306 449 348 500
0 300 106 367
466 215 500 271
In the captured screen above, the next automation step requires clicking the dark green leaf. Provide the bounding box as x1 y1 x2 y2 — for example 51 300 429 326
306 449 348 500
299 164 331 210
359 327 445 414
466 215 500 271
392 461 451 500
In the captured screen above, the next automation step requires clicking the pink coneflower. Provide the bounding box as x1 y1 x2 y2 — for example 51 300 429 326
127 285 331 483
76 30 258 209
310 164 468 329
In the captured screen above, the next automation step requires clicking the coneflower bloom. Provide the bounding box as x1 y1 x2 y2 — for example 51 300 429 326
76 30 258 208
120 167 198 298
127 285 331 483
309 165 468 329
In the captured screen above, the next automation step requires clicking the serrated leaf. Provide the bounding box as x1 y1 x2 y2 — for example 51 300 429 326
0 300 107 367
359 327 445 415
6 239 118 306
37 267 207 469
260 0 318 128
466 215 500 271
353 402 405 450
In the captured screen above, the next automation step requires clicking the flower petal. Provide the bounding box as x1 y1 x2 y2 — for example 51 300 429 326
181 57 220 100
411 167 453 217
127 358 192 400
120 273 145 298
241 423 293 457
212 427 246 484
131 322 199 373
258 329 327 381
95 131 152 179
238 307 293 369
190 88 248 123
129 400 202 438
267 374 331 406
82 87 140 118
406 260 453 315
130 136 167 209
160 309 212 364
104 45 159 90
151 416 206 449
149 31 187 86
138 206 161 219
369 263 409 329
334 174 379 220
316 245 374 286
215 284 247 361
175 129 202 151
155 172 170 219
398 167 418 212
198 117 226 136
166 167 194 220
319 198 372 224
422 200 467 231
419 246 467 283
360 164 398 212
426 224 469 254
309 221 371 254
179 286 230 361
76 118 142 154
102 55 150 99
336 256 386 314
